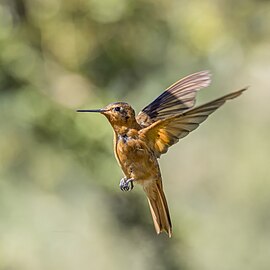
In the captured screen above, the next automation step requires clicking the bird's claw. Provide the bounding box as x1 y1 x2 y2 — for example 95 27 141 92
119 177 134 192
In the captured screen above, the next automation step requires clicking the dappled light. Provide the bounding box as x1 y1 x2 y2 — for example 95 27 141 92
0 0 270 269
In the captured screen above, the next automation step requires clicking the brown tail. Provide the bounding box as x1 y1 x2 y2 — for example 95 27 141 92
144 181 172 237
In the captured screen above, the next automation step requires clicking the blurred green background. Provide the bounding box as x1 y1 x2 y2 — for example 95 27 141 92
0 0 270 269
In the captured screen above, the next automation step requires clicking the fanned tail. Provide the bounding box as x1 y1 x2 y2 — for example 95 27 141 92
144 180 172 237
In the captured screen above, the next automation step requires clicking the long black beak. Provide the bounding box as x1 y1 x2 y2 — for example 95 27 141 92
76 109 106 113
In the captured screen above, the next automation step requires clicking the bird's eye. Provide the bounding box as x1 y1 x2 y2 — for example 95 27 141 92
114 107 121 112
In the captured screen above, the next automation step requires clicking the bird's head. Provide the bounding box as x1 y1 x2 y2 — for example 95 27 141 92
77 102 139 130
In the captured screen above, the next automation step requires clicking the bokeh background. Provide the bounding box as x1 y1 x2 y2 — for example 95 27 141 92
0 0 270 269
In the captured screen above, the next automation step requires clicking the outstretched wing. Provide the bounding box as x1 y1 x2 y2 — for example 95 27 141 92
140 88 247 158
136 71 211 127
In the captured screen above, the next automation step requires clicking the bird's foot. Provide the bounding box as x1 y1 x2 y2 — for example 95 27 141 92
119 177 134 192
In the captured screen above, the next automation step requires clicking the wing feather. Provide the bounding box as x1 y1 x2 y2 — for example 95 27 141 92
136 71 211 127
140 88 247 157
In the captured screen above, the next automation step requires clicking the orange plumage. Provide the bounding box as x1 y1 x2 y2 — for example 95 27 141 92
77 71 247 237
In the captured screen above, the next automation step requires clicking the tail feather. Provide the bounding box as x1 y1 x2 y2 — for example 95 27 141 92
144 181 172 237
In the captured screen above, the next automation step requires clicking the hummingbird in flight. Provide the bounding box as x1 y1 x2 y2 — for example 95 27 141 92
77 71 246 237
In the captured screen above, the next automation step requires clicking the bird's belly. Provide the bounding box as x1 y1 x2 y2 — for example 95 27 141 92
116 137 159 181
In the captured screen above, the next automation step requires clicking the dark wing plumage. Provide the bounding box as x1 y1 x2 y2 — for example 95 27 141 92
136 71 211 127
140 88 247 158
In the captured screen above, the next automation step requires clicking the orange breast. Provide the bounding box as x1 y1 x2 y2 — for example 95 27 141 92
115 134 160 182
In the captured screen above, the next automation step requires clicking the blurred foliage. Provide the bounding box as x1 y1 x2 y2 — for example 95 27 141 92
0 0 270 269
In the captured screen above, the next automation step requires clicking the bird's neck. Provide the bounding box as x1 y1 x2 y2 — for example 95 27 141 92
112 120 141 136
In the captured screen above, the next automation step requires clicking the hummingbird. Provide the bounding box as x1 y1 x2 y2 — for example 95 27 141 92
77 71 246 237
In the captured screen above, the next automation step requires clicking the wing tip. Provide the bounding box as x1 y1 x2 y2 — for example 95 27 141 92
227 87 248 100
188 70 212 88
